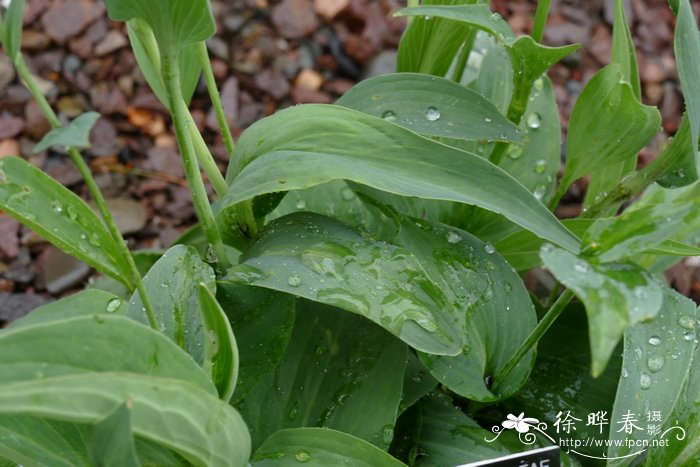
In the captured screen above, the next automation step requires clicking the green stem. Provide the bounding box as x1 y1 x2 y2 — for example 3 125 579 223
531 0 552 43
15 56 159 330
197 42 235 157
162 52 229 269
493 289 575 388
186 113 229 197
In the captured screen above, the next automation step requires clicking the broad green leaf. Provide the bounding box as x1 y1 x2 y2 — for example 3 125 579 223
561 65 661 193
656 115 699 188
582 201 700 262
225 212 463 356
9 289 127 329
336 73 521 143
216 283 295 403
611 0 641 99
0 418 92 466
676 0 700 164
0 373 251 467
669 0 680 15
494 219 593 272
642 239 700 256
541 245 663 376
197 284 239 402
127 244 216 366
89 401 140 467
223 104 580 253
251 428 405 467
399 352 438 414
1 0 24 59
238 300 407 450
103 0 214 53
0 314 215 393
0 157 131 287
466 31 512 112
395 218 537 401
607 288 697 463
512 303 621 460
394 4 515 42
396 0 477 76
33 112 100 153
126 19 202 108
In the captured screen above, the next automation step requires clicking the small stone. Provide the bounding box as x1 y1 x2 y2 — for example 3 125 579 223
207 77 238 130
0 115 25 139
88 118 119 157
206 36 229 61
639 56 667 84
291 87 333 104
90 83 128 115
24 101 52 141
57 96 85 118
314 0 350 21
362 50 397 79
94 30 128 56
37 247 91 294
254 69 290 99
0 53 16 95
41 1 92 43
0 292 51 324
21 30 51 51
295 68 324 91
0 139 20 159
97 198 148 235
127 107 166 136
271 0 320 39
0 216 20 261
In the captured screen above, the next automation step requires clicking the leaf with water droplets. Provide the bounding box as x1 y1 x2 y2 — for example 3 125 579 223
608 287 697 460
675 0 700 167
225 212 465 356
237 300 406 451
541 246 663 376
127 245 216 367
34 112 100 153
656 115 699 189
0 157 131 288
251 427 404 467
337 73 521 143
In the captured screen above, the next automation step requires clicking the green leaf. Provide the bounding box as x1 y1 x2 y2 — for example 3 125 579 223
251 428 405 467
394 218 537 401
676 0 700 163
222 104 580 253
396 0 479 76
561 65 661 193
1 0 24 59
89 401 140 467
216 283 296 403
238 300 407 450
336 73 521 143
197 284 239 402
225 212 464 356
394 4 515 42
127 244 216 366
656 115 699 188
607 288 697 461
581 200 700 262
33 112 100 153
126 19 202 109
0 314 215 393
541 245 664 376
399 352 438 414
611 0 641 99
642 239 700 256
8 289 127 330
103 0 214 53
0 157 131 287
0 373 251 467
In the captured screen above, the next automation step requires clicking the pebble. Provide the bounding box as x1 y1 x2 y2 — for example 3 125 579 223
254 69 290 99
271 0 320 39
0 115 25 139
37 247 91 295
0 139 20 159
41 1 92 43
0 292 51 324
23 101 52 141
88 118 119 157
94 30 128 57
0 54 16 95
0 216 20 261
295 68 324 91
314 0 350 21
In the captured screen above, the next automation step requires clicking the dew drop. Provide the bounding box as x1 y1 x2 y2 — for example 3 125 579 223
574 261 590 273
504 283 512 293
0 169 6 182
381 110 397 122
527 112 541 129
648 335 662 346
79 233 87 240
106 298 122 313
296 200 307 210
382 424 395 445
678 315 695 330
533 159 547 174
640 372 652 389
278 179 286 184
446 231 462 244
51 201 63 214
491 12 503 21
683 331 695 341
647 355 665 373
622 367 629 378
288 402 300 421
533 184 548 201
424 106 441 121
484 244 495 254
288 274 302 287
484 117 492 123
294 450 311 463
341 188 355 201
506 145 523 160
160 282 169 288
66 205 78 221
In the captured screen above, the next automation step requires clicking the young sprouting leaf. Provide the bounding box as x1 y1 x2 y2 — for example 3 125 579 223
0 0 25 59
238 301 407 450
197 284 239 402
0 157 132 287
89 401 140 467
581 201 700 262
251 428 405 467
126 19 202 109
336 73 521 143
0 373 251 467
33 112 100 153
675 0 700 163
222 104 581 253
394 218 537 402
0 315 215 394
216 284 295 403
127 245 216 367
225 212 464 356
611 0 641 99
541 245 663 377
656 115 699 188
607 288 697 461
560 65 661 195
103 0 215 53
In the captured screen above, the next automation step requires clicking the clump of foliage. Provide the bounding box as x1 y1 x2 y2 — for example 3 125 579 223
0 0 699 465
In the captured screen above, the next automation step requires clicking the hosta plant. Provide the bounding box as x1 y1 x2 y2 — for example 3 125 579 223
0 0 699 465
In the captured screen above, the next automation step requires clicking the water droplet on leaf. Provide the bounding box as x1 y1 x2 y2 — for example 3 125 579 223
648 335 662 346
424 106 441 121
678 316 695 330
446 231 462 244
106 298 121 313
288 274 302 287
533 159 547 174
296 200 307 210
527 113 541 129
647 355 665 373
484 244 495 254
294 450 311 463
381 110 397 122
640 372 652 389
